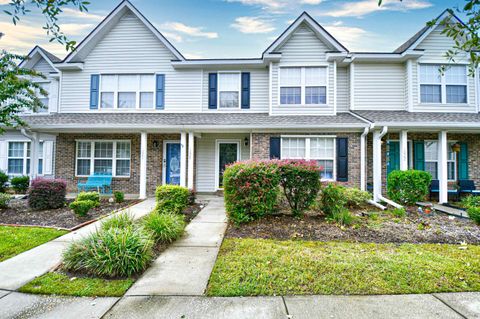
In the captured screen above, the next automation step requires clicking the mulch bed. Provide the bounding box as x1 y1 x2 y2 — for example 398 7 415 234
0 198 139 230
226 209 480 245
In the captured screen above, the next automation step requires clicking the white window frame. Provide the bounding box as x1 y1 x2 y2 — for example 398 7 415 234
217 71 241 110
99 74 156 110
7 141 30 176
418 64 469 105
280 135 336 181
279 66 328 106
75 140 131 177
424 140 457 181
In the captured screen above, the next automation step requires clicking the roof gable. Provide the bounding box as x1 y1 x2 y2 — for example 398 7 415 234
64 0 184 63
19 46 59 73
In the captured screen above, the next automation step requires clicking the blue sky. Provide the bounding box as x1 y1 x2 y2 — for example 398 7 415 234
0 0 467 59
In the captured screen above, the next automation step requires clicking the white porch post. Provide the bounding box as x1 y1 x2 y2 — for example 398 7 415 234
373 130 383 202
139 132 148 199
30 133 39 180
187 132 194 190
399 130 408 171
180 132 187 187
438 131 448 204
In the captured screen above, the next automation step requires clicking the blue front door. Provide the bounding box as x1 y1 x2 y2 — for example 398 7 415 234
165 143 181 185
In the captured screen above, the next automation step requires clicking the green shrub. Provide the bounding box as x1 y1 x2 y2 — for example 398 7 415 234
101 212 135 231
77 191 100 206
344 188 371 208
113 191 125 203
467 206 480 225
461 195 480 209
0 193 11 208
63 227 154 278
155 185 189 214
11 175 29 193
223 160 281 224
69 200 96 217
278 160 321 217
387 170 432 205
327 208 354 226
318 183 348 216
390 207 407 218
143 212 185 243
0 171 8 193
29 178 67 210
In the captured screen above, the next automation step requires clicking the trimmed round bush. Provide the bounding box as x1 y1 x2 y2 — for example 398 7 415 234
467 206 480 225
113 191 125 203
155 185 189 214
77 191 100 206
0 171 9 193
223 160 281 224
69 200 96 217
63 227 154 278
28 178 66 210
10 175 29 194
143 212 185 243
387 170 432 205
277 159 322 217
101 212 135 231
0 193 11 208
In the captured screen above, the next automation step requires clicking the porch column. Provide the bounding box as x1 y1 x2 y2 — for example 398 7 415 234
399 130 408 171
139 132 147 199
180 132 187 187
372 130 383 202
438 131 448 203
187 132 194 190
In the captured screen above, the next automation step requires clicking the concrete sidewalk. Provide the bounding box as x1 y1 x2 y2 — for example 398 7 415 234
125 196 227 296
0 198 156 290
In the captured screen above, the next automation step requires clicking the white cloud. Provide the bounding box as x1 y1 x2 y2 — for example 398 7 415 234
323 21 391 51
184 52 206 59
319 0 432 18
61 8 104 21
58 23 94 35
226 0 322 13
162 31 183 43
0 0 10 5
160 22 218 39
231 17 275 34
300 0 322 4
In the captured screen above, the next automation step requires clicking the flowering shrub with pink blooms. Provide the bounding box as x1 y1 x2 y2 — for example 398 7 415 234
277 159 322 217
28 178 67 210
223 160 281 224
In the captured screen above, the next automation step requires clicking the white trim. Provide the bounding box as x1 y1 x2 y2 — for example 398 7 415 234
19 46 59 72
269 62 273 115
180 132 187 187
139 132 147 199
215 139 241 190
162 139 181 185
406 60 413 111
349 62 355 110
187 132 195 190
333 60 337 114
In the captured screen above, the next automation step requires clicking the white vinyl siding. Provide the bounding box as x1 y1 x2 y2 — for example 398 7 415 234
353 63 405 110
336 66 349 112
32 58 55 76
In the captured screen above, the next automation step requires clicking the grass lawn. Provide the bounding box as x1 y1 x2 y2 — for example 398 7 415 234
20 272 134 297
207 238 480 296
0 226 68 262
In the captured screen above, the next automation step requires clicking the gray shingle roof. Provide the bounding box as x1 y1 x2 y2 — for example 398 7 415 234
37 46 61 63
21 112 367 130
353 110 480 125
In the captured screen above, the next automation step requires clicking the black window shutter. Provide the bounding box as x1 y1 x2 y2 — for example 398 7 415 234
270 137 281 159
241 72 250 109
208 73 217 109
336 138 348 182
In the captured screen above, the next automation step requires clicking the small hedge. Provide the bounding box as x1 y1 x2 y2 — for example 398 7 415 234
0 171 8 193
143 212 185 243
69 200 96 217
155 185 189 214
387 170 432 205
0 193 11 208
113 191 125 203
467 206 480 225
11 175 29 194
223 160 281 224
76 191 100 206
29 178 67 210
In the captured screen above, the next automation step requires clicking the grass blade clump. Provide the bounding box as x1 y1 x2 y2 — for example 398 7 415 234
143 212 185 243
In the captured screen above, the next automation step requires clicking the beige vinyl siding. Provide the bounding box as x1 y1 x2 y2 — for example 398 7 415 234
353 63 406 111
277 24 328 63
201 68 269 112
336 66 349 112
195 133 250 192
412 24 476 112
60 12 202 113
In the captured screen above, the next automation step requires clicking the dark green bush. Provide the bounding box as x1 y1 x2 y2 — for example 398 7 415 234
0 171 8 193
113 191 125 203
0 193 11 208
467 206 480 225
11 175 29 193
461 195 480 209
223 160 281 224
143 212 185 243
101 212 134 231
63 227 154 278
387 170 432 205
77 191 100 206
278 160 321 217
69 200 96 217
29 178 66 210
318 183 348 216
155 185 189 214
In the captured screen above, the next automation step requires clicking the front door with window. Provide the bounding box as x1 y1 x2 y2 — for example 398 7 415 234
217 141 239 188
164 142 181 185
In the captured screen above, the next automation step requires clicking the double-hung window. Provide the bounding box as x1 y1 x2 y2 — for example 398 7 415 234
100 74 155 109
7 142 30 175
218 72 240 109
424 141 456 181
281 136 335 180
37 82 49 113
76 141 131 177
419 64 468 104
280 67 327 105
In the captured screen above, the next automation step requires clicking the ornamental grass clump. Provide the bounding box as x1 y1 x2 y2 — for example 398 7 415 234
101 212 135 231
223 160 281 224
387 170 432 205
143 212 185 243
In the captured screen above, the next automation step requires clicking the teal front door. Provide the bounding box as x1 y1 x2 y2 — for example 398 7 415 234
217 142 239 188
387 141 400 175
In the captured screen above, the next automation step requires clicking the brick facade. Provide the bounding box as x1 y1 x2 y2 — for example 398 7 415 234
251 132 362 188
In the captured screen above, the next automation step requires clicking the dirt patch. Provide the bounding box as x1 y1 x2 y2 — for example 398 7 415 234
226 209 480 244
0 198 139 230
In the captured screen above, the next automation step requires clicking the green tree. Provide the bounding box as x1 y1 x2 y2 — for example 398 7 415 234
0 0 90 132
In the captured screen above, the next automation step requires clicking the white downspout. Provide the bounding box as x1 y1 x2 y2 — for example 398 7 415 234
360 126 370 191
20 129 38 182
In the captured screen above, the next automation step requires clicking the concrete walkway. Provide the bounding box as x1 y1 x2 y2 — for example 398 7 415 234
126 196 227 296
0 198 156 290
